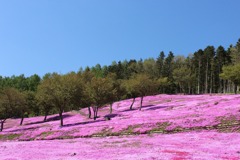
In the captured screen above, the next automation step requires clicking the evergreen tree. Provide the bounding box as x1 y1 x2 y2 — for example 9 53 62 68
203 46 215 93
156 51 165 78
162 51 175 93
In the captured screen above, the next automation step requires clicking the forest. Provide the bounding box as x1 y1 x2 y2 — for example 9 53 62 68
0 39 240 130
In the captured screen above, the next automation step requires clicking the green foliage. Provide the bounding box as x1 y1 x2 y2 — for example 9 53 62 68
162 51 174 78
25 91 40 116
143 58 158 78
220 63 240 93
105 73 127 104
36 81 55 120
0 89 14 121
0 87 27 129
173 65 195 94
88 76 114 107
156 51 165 78
27 74 41 91
0 38 240 126
37 73 84 126
0 88 26 118
132 74 159 97
123 73 159 98
0 74 41 91
87 76 115 119
229 40 240 65
91 64 104 78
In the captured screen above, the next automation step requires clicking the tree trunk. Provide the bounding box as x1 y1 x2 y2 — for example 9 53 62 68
219 79 222 93
230 81 232 93
223 80 226 93
20 116 24 125
210 70 213 94
188 83 191 94
197 61 200 94
0 121 3 132
44 110 48 122
130 97 135 110
139 96 144 111
94 112 96 120
0 119 6 132
219 66 222 93
59 110 63 126
109 103 113 114
96 107 99 117
92 107 95 120
93 106 98 120
88 106 91 119
179 83 182 93
205 60 208 94
234 83 238 94
227 81 231 93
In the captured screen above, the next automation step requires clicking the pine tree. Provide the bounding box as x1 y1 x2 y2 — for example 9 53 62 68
156 51 165 78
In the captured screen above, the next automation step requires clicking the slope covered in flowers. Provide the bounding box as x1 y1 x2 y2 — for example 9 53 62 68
1 94 240 140
0 94 240 159
1 132 240 160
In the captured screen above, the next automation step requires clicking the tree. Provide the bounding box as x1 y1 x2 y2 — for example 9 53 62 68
122 78 140 110
162 51 175 93
36 84 55 122
157 77 169 93
126 60 139 78
80 69 95 118
17 92 29 125
203 46 215 93
7 88 27 125
220 64 240 94
0 88 25 131
156 51 165 78
127 74 158 111
163 52 174 78
37 73 84 126
91 64 104 78
27 74 41 91
26 91 40 116
230 39 240 65
88 76 115 120
142 58 157 78
105 73 125 114
193 49 204 94
81 83 94 119
215 46 231 93
0 88 15 131
173 65 192 94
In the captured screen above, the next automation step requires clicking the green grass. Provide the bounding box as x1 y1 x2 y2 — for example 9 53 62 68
92 127 114 137
120 124 142 134
148 122 171 133
40 131 54 138
0 133 21 140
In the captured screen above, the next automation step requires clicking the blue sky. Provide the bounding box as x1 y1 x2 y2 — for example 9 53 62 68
0 0 240 77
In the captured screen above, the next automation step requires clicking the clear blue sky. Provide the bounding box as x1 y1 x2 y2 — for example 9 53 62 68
0 0 240 77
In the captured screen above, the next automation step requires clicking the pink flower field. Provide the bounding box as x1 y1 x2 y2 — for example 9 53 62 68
1 94 240 159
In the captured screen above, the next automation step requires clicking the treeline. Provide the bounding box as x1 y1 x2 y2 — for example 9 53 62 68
0 39 240 130
88 39 240 94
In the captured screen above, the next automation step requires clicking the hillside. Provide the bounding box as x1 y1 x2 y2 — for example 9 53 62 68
1 94 240 159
